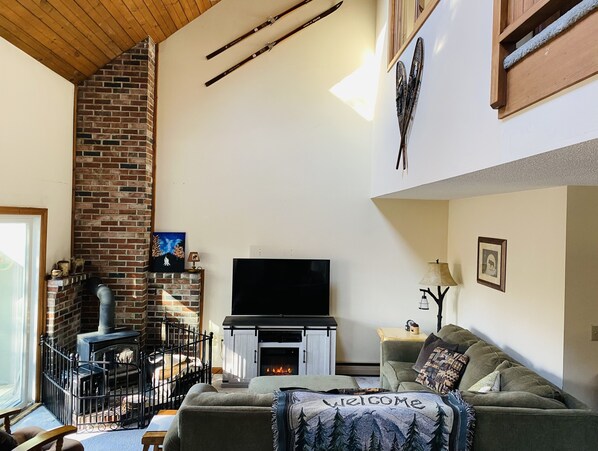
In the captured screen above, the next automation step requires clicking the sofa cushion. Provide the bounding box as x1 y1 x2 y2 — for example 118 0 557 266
412 333 459 372
461 391 567 409
248 375 359 394
459 341 515 390
436 324 480 351
397 381 435 393
184 388 274 407
382 361 419 391
415 347 469 394
500 365 564 401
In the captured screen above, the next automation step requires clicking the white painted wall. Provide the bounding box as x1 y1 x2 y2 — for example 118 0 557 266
447 187 568 386
156 0 449 365
372 0 598 197
563 186 598 410
0 37 74 270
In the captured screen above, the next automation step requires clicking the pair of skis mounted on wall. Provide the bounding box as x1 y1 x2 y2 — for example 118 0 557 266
204 0 342 87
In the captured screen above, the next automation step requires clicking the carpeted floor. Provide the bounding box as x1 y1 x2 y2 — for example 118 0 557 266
13 407 145 451
14 375 380 450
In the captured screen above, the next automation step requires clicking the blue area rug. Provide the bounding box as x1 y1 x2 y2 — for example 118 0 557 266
14 406 145 451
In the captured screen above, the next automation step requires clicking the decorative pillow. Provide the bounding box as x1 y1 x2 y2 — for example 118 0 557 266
0 430 17 451
412 333 459 372
468 370 501 393
415 347 469 394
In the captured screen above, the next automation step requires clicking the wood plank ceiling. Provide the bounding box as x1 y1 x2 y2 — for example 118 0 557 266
0 0 221 83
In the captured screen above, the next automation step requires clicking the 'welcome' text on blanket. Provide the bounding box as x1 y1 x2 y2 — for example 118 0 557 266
272 389 474 451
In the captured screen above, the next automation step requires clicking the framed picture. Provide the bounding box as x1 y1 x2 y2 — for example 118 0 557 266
150 232 186 273
477 237 507 292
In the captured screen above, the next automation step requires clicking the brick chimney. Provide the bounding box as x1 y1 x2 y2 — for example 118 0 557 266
73 38 156 344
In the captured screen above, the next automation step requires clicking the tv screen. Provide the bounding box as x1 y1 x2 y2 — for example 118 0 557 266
232 258 330 316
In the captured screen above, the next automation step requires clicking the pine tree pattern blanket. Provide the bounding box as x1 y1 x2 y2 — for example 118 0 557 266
272 389 474 451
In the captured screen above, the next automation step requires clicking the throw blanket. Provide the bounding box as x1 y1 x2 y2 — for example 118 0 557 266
273 389 474 451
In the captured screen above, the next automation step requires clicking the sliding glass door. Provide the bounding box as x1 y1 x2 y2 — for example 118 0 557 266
0 212 44 409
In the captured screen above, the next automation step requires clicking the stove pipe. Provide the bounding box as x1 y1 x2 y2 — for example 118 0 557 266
87 277 115 334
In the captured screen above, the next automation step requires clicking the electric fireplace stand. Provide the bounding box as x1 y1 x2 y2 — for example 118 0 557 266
222 316 337 386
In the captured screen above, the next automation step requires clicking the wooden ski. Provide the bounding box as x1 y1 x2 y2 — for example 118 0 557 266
205 2 343 87
206 0 313 60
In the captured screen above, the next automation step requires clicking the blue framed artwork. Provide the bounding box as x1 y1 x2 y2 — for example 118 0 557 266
150 232 186 273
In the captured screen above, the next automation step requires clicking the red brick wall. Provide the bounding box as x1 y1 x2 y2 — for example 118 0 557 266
46 275 88 350
74 38 156 343
146 271 204 347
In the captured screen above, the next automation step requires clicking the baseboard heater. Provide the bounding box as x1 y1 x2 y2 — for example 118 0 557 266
335 362 379 376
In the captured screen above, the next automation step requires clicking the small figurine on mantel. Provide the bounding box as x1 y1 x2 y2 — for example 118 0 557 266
56 260 70 277
71 257 85 274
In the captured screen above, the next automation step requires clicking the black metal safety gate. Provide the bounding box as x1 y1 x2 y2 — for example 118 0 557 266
41 320 213 431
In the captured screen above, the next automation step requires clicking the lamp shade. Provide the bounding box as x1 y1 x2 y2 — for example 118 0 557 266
419 261 457 287
187 252 200 263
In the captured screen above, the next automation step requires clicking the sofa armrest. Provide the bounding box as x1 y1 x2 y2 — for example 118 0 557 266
179 406 272 451
473 405 598 451
380 340 423 367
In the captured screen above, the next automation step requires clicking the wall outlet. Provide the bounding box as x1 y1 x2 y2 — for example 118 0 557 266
592 326 598 342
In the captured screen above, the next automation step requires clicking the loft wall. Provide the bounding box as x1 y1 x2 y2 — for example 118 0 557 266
155 0 449 366
371 0 598 197
0 37 74 269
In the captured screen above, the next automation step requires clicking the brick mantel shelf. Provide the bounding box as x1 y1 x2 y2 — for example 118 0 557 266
46 273 89 350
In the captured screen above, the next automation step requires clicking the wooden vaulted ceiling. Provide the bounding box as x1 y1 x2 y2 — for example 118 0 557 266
0 0 221 84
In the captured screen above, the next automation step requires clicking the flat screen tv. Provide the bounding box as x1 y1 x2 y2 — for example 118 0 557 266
232 258 330 316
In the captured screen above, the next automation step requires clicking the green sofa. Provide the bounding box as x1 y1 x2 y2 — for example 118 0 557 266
163 324 598 450
381 324 598 450
163 383 273 451
163 375 359 451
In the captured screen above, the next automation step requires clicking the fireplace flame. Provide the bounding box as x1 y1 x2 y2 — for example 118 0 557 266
264 366 294 375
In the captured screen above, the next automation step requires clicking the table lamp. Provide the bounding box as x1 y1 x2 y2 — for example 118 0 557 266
187 252 201 272
419 259 457 332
